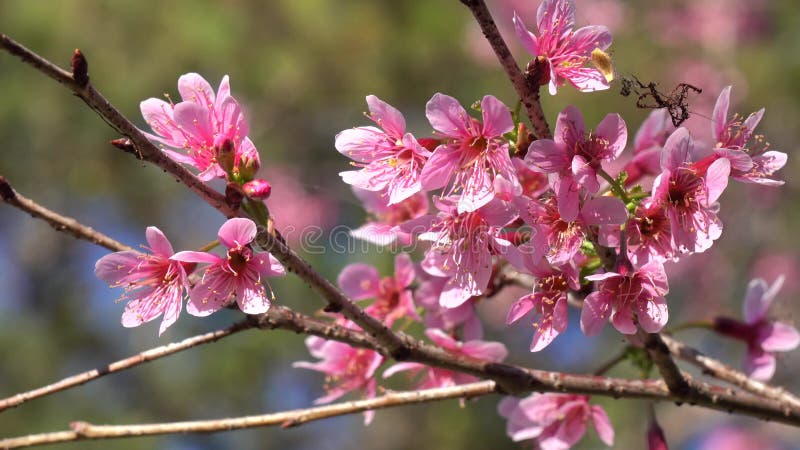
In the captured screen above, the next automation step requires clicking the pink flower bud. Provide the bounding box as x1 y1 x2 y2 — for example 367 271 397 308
215 138 236 174
243 179 272 199
647 419 668 450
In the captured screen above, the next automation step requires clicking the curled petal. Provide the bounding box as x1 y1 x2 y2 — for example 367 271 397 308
218 218 257 248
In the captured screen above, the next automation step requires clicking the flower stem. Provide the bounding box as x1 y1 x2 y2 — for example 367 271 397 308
197 240 220 253
597 168 629 203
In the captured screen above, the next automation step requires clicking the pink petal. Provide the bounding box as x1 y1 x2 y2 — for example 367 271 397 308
186 275 232 317
714 148 753 172
95 251 143 285
556 177 581 222
580 291 610 336
393 253 415 289
637 296 669 333
366 95 405 138
537 0 575 37
173 101 213 144
759 322 800 352
595 113 627 159
382 362 424 378
591 405 615 446
660 128 691 171
585 271 620 282
178 73 215 107
462 340 509 362
140 98 178 143
216 96 248 141
218 218 257 248
425 93 469 138
350 223 399 246
512 12 539 56
236 284 271 315
527 139 570 173
170 251 221 265
571 25 612 54
420 145 459 190
480 95 514 137
580 197 628 226
337 263 381 300
611 306 637 335
564 67 610 92
634 109 673 153
254 253 285 277
711 86 731 141
743 278 770 323
214 75 231 109
158 293 183 336
335 126 389 163
571 154 598 192
507 295 536 324
425 328 459 351
743 347 776 381
704 158 730 205
554 105 586 148
145 226 174 257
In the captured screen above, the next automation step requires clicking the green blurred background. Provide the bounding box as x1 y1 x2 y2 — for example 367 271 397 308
0 1 798 448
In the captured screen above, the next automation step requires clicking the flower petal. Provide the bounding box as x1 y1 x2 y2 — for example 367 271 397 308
426 93 469 138
481 95 514 137
218 218 257 248
580 291 610 336
337 263 381 300
145 226 174 257
366 95 406 138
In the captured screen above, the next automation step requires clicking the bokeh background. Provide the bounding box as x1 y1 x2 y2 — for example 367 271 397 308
1 0 799 448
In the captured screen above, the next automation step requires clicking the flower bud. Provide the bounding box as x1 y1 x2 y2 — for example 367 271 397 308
416 137 441 153
526 56 551 87
238 147 261 181
216 138 236 175
647 419 668 450
242 179 272 199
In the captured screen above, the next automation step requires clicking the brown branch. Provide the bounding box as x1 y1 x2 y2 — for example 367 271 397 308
0 381 499 449
0 176 132 252
0 320 254 413
459 0 551 139
639 331 695 397
0 33 409 360
661 333 800 410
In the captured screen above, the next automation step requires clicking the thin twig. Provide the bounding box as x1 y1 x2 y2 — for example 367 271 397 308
639 330 695 397
0 381 499 449
0 320 254 413
0 176 131 252
661 333 800 410
458 0 552 139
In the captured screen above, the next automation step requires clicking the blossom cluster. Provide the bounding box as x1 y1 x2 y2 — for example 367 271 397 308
88 0 796 448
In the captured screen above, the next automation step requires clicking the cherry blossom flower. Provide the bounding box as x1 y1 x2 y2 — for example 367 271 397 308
294 326 384 424
520 194 628 265
526 105 627 221
652 127 730 255
506 255 579 351
171 218 284 316
95 227 191 336
626 197 675 264
512 157 549 199
713 276 799 381
140 73 256 181
513 0 613 95
336 95 431 205
498 393 614 449
383 329 507 389
349 188 428 247
415 271 483 340
708 85 787 185
581 258 670 335
337 253 420 326
404 197 518 308
419 93 521 213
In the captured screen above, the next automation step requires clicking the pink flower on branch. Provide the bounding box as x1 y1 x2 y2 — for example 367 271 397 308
513 0 613 95
171 218 285 317
337 95 431 205
713 276 800 381
652 127 730 255
294 328 385 424
526 105 627 221
622 109 676 188
708 85 787 186
349 188 428 247
383 329 507 389
337 253 420 327
95 227 191 336
580 259 670 335
498 393 614 449
415 271 483 340
420 93 521 213
141 73 257 181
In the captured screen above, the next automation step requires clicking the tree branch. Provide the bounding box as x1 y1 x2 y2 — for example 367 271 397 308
0 381 499 449
661 333 800 410
639 331 695 397
459 0 551 139
0 176 131 252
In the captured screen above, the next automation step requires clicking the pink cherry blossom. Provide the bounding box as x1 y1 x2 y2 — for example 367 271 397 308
652 128 730 255
708 85 787 185
713 276 799 381
581 258 669 335
95 227 191 336
383 329 507 389
526 105 627 221
171 218 285 316
140 73 256 181
513 0 613 95
626 197 675 264
506 255 579 351
405 197 518 308
349 188 428 247
698 424 786 450
419 93 520 213
415 270 483 340
512 157 549 199
519 194 628 265
337 253 420 326
241 179 271 199
498 393 614 449
622 109 676 188
294 326 384 424
336 95 431 205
